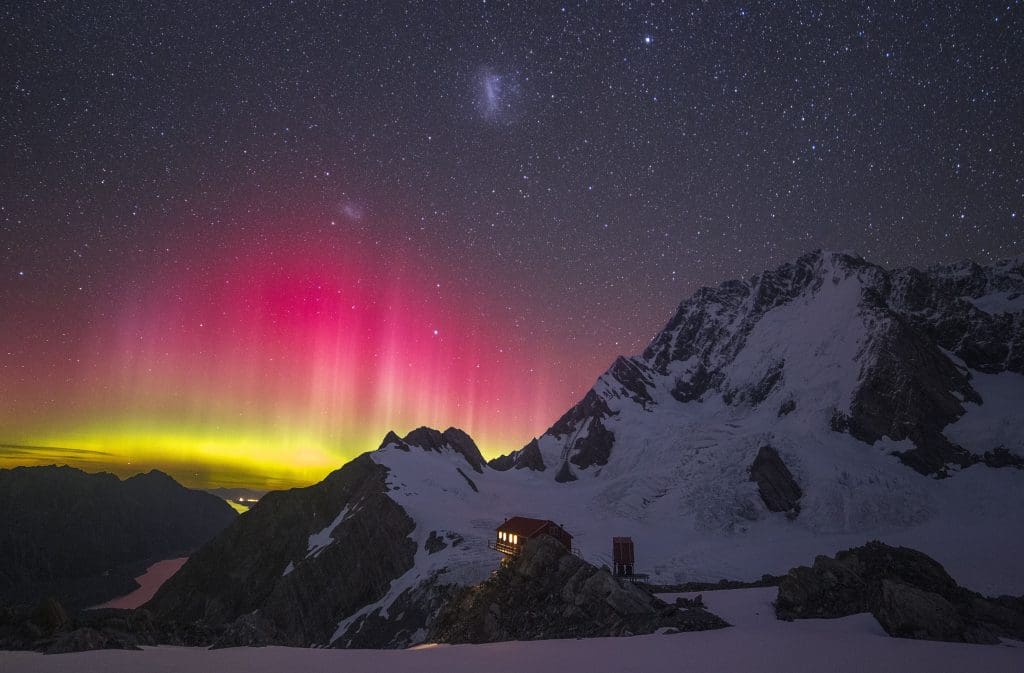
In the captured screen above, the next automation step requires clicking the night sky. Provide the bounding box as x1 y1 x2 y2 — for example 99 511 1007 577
2 2 1021 489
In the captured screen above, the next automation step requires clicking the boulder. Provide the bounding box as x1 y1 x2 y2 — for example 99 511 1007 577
775 555 866 618
875 580 979 643
775 541 1024 643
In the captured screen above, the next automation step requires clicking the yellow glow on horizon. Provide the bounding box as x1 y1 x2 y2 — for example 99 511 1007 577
2 417 526 491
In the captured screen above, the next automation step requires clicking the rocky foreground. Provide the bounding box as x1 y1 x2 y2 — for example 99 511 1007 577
776 541 1024 643
429 535 728 642
3 540 1023 653
5 592 1023 673
0 533 728 653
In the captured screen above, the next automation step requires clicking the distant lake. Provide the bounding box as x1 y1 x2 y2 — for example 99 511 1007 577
91 557 188 609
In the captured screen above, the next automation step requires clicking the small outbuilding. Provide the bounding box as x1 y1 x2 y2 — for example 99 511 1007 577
493 516 573 556
611 536 648 581
612 537 635 576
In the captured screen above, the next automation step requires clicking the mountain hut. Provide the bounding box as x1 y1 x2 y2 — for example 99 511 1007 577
492 516 573 556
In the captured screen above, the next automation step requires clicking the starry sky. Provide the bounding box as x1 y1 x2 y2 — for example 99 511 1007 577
1 1 1021 490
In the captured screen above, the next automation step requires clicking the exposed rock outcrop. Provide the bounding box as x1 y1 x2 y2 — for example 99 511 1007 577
0 465 236 609
749 446 802 515
845 313 981 475
488 438 546 471
554 461 577 483
775 541 1024 644
429 535 729 643
569 419 616 470
336 572 461 648
424 531 447 554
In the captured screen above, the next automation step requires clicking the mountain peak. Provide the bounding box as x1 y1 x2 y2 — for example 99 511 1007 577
134 468 175 480
378 430 404 450
376 426 486 473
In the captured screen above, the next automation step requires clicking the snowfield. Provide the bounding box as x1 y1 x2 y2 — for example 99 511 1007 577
358 396 1024 618
4 587 1021 673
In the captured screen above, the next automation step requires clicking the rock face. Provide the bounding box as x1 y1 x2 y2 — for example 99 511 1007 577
429 535 729 643
145 453 416 646
775 541 1024 644
0 466 236 609
748 446 802 514
337 573 462 648
488 438 546 471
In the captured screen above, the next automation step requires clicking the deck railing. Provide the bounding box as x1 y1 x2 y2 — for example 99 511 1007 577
488 539 521 555
489 538 579 558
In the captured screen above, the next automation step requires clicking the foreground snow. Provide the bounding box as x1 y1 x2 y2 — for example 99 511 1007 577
4 588 1021 673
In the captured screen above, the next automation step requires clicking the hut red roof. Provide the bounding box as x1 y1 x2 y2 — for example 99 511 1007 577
494 516 573 554
497 516 563 537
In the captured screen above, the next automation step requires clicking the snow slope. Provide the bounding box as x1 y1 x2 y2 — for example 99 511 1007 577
5 587 1021 673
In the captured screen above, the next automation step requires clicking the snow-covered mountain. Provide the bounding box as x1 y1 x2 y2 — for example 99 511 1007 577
504 250 1023 479
147 250 1024 648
